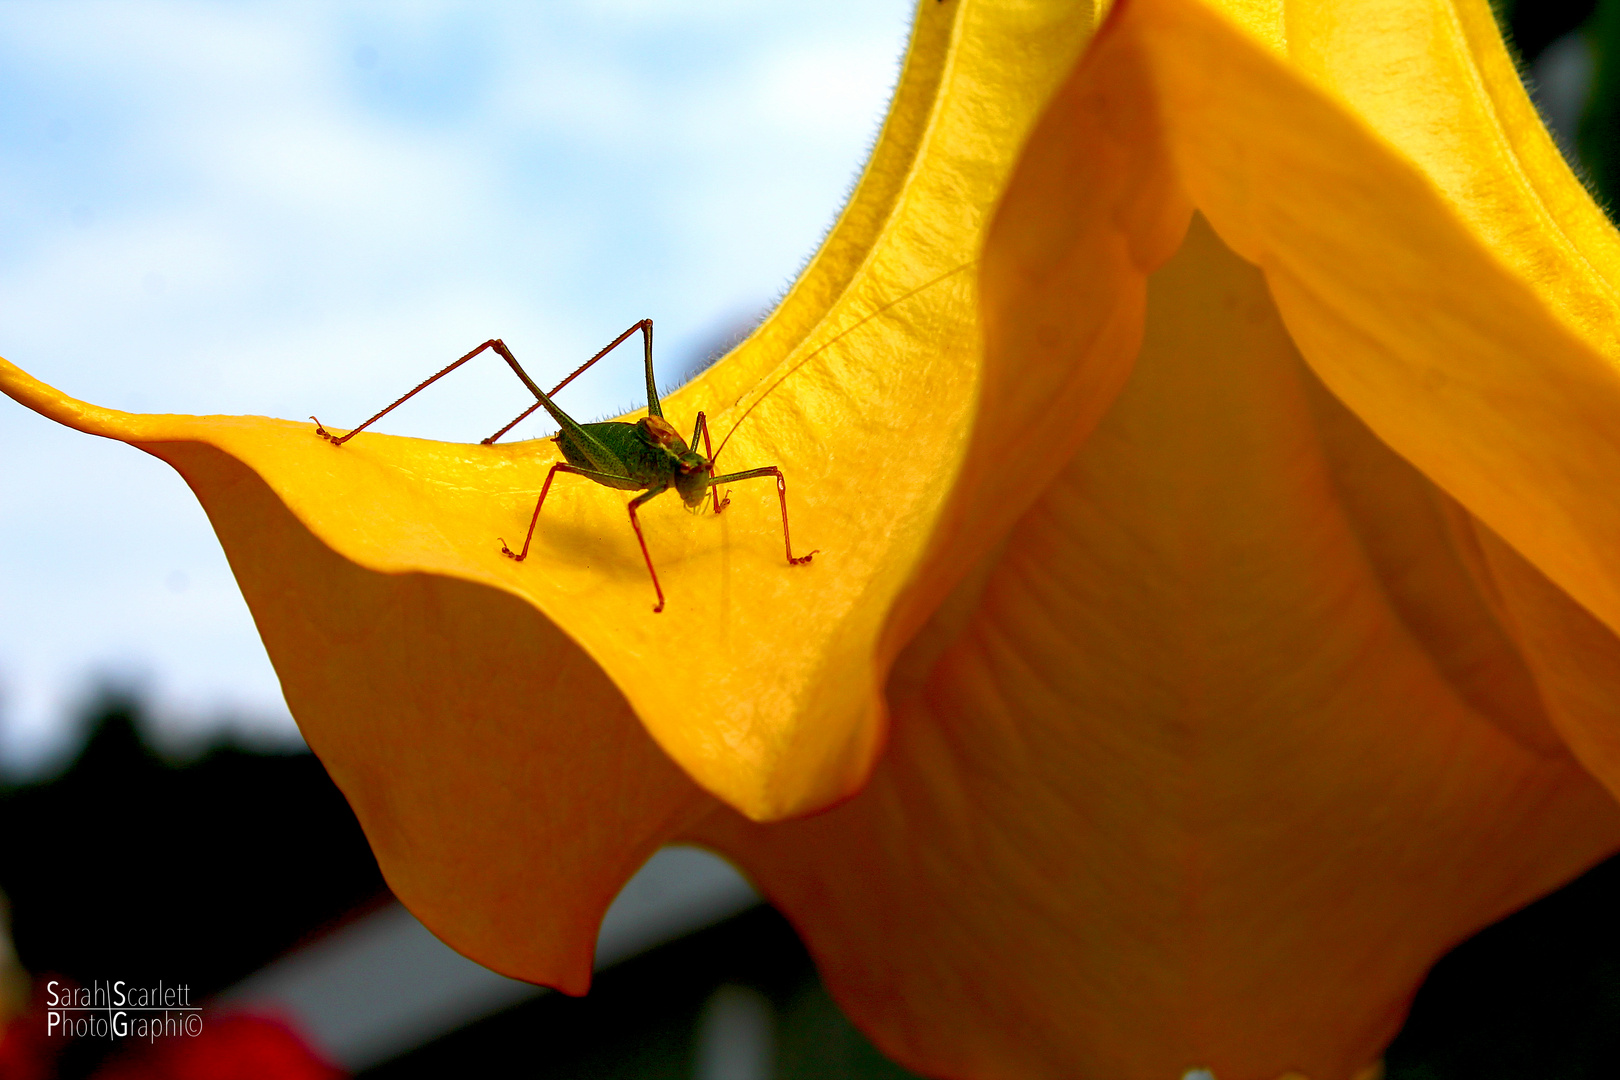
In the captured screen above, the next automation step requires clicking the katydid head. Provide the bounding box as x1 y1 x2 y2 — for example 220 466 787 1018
674 451 711 509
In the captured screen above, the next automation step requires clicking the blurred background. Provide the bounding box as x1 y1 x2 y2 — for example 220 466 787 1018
1 1 1618 1077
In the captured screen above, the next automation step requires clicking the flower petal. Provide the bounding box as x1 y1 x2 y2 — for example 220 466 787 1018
1300 373 1568 758
904 0 1194 648
1115 0 1620 635
1305 382 1620 793
1468 518 1620 791
1110 0 1620 794
693 215 1620 1080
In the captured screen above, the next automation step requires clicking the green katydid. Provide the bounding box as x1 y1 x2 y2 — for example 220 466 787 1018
311 319 816 613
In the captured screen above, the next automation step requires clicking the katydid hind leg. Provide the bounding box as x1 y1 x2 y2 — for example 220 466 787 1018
637 319 662 420
485 319 659 443
316 338 532 447
706 466 817 565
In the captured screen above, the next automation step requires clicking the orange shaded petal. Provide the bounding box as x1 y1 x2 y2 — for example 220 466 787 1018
904 0 1193 650
0 369 711 991
1301 377 1567 759
1307 387 1620 790
1470 521 1620 790
1117 0 1620 797
694 216 1620 1080
1121 0 1620 659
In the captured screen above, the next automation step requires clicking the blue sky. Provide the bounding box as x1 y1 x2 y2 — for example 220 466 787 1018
0 2 915 772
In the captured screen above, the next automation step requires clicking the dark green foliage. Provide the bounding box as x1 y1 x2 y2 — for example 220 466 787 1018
0 694 384 995
1579 0 1620 207
0 693 385 1078
1495 0 1597 62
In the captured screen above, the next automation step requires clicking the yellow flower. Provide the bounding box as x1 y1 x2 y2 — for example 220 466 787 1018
6 0 1620 1076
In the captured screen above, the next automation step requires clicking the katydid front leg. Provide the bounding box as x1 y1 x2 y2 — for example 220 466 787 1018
689 411 728 515
706 466 818 566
